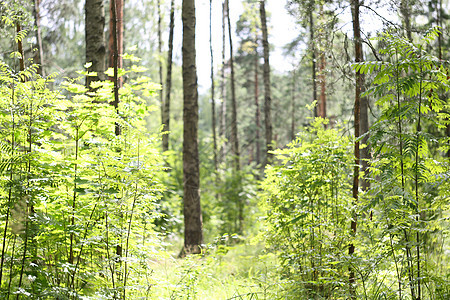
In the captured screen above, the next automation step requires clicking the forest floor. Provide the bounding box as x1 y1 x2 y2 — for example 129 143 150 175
147 240 281 299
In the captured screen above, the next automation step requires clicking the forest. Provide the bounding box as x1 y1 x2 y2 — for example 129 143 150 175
0 0 449 299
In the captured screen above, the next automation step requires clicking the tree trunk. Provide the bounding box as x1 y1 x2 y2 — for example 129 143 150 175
181 0 203 255
318 53 326 119
110 0 123 288
400 0 413 42
254 41 261 166
291 69 296 141
219 0 227 161
309 5 318 118
260 0 272 166
349 0 362 297
162 0 175 153
210 0 218 171
33 0 45 76
109 0 123 84
85 0 105 89
226 0 240 172
158 0 164 129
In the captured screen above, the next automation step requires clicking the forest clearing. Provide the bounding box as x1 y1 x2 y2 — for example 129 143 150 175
0 0 449 299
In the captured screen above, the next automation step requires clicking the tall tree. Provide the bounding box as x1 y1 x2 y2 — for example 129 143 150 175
400 0 413 42
108 0 123 87
291 69 296 141
254 42 261 165
226 0 240 172
162 0 175 152
317 3 326 120
219 0 227 161
259 0 272 165
109 0 123 135
349 0 363 297
85 0 106 88
158 0 163 129
33 0 45 76
182 0 203 255
210 0 218 171
309 2 318 118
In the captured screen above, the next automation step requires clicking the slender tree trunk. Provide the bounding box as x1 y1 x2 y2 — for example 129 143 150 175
254 43 261 166
309 5 318 118
437 0 442 61
33 0 45 76
17 23 25 75
162 0 175 152
291 69 296 141
181 0 203 256
318 4 326 121
110 0 123 290
219 0 227 161
226 0 240 172
109 0 123 87
349 0 362 297
318 53 326 119
158 0 164 127
260 0 272 166
85 0 106 88
226 0 244 234
210 0 218 171
400 0 413 42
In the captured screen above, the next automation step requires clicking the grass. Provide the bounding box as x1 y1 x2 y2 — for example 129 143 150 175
146 240 282 300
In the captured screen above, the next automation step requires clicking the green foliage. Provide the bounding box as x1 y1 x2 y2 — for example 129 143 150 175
0 55 165 298
352 28 450 299
261 118 354 298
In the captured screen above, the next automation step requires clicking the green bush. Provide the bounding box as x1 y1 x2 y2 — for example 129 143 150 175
261 118 354 298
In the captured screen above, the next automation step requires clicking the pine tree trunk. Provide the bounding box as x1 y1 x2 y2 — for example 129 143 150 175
349 0 362 297
109 0 123 137
254 42 261 166
210 0 218 171
33 0 45 76
219 0 227 161
319 53 326 119
109 0 123 83
158 0 164 128
400 0 413 42
162 0 175 152
291 69 296 141
226 0 240 172
85 0 105 88
260 0 272 165
110 0 123 288
309 6 318 118
181 0 203 256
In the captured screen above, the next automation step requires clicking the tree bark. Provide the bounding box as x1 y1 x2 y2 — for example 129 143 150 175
158 0 164 128
162 0 175 152
219 0 227 161
226 0 240 172
85 0 105 89
210 0 218 171
309 4 318 119
254 40 261 166
349 0 363 297
318 53 326 120
33 0 45 76
400 0 413 42
108 0 123 83
291 69 296 141
182 0 203 255
260 0 272 166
